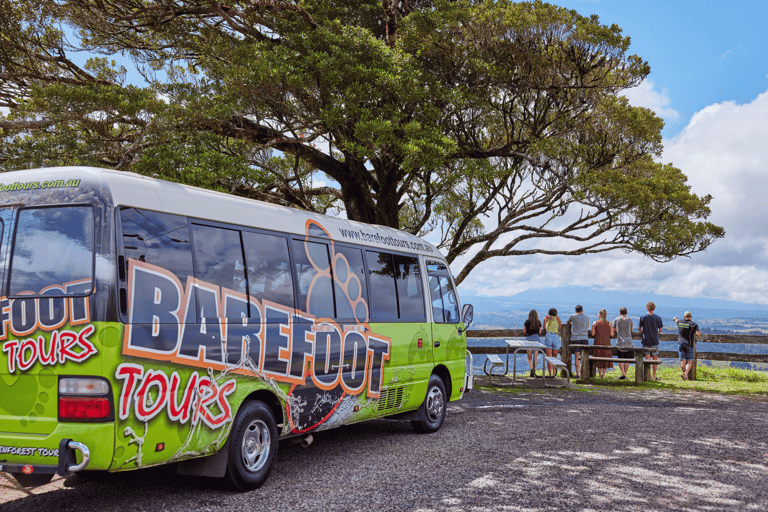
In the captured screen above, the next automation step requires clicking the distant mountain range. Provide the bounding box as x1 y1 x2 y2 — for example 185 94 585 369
459 285 768 320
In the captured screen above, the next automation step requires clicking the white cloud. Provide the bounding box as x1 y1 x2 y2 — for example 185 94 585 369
457 88 768 306
622 79 680 121
664 90 768 252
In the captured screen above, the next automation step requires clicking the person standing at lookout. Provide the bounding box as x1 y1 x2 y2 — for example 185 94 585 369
590 309 613 378
673 311 701 380
613 308 634 380
542 308 562 377
638 301 663 381
566 305 589 378
523 309 542 377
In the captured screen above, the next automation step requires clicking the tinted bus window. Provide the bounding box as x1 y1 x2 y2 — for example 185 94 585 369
426 261 449 273
292 239 335 319
120 208 194 284
429 275 459 324
9 206 94 296
243 231 294 314
333 246 368 322
0 208 9 291
395 255 425 321
191 224 247 320
366 251 398 321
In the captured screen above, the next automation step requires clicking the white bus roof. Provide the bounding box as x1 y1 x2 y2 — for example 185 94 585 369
1 166 442 258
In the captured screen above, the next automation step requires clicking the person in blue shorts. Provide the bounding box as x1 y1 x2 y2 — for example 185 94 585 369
638 301 663 381
541 308 562 377
673 311 701 380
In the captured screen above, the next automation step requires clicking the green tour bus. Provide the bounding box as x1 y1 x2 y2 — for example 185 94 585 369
0 167 473 490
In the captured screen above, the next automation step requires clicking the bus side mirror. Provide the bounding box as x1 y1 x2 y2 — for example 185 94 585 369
458 304 473 334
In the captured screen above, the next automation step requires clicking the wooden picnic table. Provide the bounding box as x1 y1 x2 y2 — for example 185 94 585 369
569 344 661 385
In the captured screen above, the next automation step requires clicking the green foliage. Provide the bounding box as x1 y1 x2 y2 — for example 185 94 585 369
0 0 724 283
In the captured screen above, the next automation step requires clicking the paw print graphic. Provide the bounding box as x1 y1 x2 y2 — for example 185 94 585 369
302 220 368 323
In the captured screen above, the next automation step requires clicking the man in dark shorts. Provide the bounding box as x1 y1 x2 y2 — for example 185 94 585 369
638 301 663 381
673 311 701 380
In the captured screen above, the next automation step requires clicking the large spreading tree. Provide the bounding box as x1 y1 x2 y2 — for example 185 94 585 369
0 0 723 284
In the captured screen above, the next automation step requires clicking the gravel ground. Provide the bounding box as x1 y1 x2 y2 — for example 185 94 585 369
2 383 768 511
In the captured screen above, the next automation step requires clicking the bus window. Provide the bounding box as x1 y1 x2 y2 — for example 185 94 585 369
0 208 9 289
9 206 94 296
426 261 449 273
242 231 294 315
366 251 398 321
292 239 335 319
191 224 248 320
120 208 194 286
332 246 368 322
394 255 426 321
429 275 459 324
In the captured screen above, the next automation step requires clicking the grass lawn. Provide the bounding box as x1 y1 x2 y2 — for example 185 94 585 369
575 365 768 395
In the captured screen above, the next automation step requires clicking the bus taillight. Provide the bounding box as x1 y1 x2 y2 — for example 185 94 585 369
58 377 113 421
59 397 111 420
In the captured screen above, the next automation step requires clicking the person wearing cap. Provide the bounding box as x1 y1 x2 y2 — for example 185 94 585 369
673 311 701 380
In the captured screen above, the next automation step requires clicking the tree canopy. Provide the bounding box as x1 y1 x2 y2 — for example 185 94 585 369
0 0 724 284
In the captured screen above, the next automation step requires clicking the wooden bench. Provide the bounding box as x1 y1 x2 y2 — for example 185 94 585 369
587 356 662 385
570 344 662 385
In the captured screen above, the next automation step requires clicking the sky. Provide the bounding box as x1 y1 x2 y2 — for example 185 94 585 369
457 0 768 306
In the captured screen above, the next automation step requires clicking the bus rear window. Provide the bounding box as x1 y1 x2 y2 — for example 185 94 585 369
9 206 94 296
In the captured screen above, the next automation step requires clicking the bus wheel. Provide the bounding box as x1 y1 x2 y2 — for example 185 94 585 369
224 400 278 491
11 472 54 487
411 374 447 434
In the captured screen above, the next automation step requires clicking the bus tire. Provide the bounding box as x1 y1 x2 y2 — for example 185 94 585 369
224 400 278 491
411 374 447 434
11 472 54 487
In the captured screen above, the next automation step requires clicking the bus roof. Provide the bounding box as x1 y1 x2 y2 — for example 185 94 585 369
0 166 441 257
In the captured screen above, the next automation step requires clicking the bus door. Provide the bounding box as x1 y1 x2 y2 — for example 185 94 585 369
427 261 461 366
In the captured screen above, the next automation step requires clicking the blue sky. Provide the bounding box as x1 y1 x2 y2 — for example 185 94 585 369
554 0 768 138
458 0 768 306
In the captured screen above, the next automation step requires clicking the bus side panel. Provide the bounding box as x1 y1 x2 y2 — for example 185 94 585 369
346 321 433 423
106 354 257 471
431 323 467 401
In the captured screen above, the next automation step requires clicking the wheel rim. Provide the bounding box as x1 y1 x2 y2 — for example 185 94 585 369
425 385 444 423
241 419 271 473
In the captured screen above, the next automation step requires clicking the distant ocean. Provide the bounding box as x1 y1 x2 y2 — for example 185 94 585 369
467 338 768 376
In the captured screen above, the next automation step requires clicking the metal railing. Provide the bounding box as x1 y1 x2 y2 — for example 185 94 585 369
466 329 768 380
